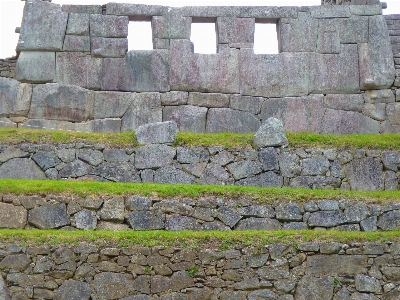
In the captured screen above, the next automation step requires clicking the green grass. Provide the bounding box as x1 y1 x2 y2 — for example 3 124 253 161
1 179 400 204
0 128 399 150
2 229 400 248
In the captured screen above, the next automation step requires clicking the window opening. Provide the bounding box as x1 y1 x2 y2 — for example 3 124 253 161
190 21 217 54
128 21 153 51
254 22 279 54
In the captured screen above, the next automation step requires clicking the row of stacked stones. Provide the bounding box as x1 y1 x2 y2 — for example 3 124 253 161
1 241 400 299
0 57 17 79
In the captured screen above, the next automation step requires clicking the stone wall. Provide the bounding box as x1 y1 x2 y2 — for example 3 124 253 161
1 241 400 299
0 57 17 79
0 0 399 134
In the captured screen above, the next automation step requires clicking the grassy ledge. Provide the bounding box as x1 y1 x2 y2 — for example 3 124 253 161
0 128 399 150
1 230 400 248
1 179 400 204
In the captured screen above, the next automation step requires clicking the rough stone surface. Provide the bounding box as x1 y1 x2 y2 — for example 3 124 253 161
163 105 207 132
66 13 89 36
188 92 230 108
308 211 347 228
0 158 46 179
75 209 97 230
93 272 134 300
135 144 176 169
0 203 27 229
90 15 129 38
378 210 400 230
346 158 384 191
0 275 10 300
126 211 165 230
136 121 178 144
91 37 128 58
54 280 91 300
355 274 381 294
28 204 68 229
15 52 55 83
253 118 288 147
0 78 32 117
206 108 260 133
236 218 282 230
295 276 334 300
93 92 134 119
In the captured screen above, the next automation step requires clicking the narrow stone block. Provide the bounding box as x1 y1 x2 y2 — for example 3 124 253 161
206 108 260 133
161 91 188 106
106 3 165 16
90 14 129 38
93 91 135 119
230 95 264 114
0 77 32 117
310 6 351 18
339 16 369 43
217 17 255 45
324 94 364 112
63 35 91 52
163 105 207 132
91 37 128 58
15 52 55 83
152 13 191 39
62 5 102 14
188 92 230 108
66 13 89 36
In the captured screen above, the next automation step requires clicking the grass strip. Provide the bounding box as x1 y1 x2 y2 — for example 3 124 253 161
1 179 400 204
1 229 400 248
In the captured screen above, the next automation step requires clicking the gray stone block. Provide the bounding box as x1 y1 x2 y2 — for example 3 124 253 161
94 91 134 119
54 280 91 300
241 50 310 98
302 156 330 176
56 52 102 90
29 84 94 122
136 121 178 144
0 78 32 117
66 13 89 35
230 95 263 114
217 17 254 46
308 211 347 227
94 162 140 182
382 151 400 171
253 118 288 148
339 16 369 43
17 1 68 51
0 158 46 179
0 203 27 229
163 105 207 132
126 211 165 230
345 203 370 223
377 210 400 230
87 119 122 133
91 37 128 58
387 103 400 126
227 160 262 180
126 196 152 211
236 218 282 230
295 276 334 300
28 204 69 229
135 144 175 169
188 92 230 108
93 273 134 300
165 216 198 231
316 20 340 54
77 149 103 166
359 16 395 90
75 209 97 230
276 203 304 222
259 148 279 171
355 274 381 294
15 52 55 83
103 150 130 163
98 197 125 222
90 14 129 38
170 39 240 94
154 167 195 184
106 3 165 16
235 172 283 188
152 13 191 39
324 94 364 112
363 103 387 121
310 5 351 18
177 147 200 164
121 93 162 131
62 5 102 14
283 222 308 230
153 38 170 49
360 216 377 231
32 151 61 171
280 12 317 52
310 44 360 94
318 200 339 211
279 154 301 178
63 35 91 52
346 158 384 191
179 6 297 18
161 91 188 106
350 4 382 15
364 89 395 104
206 108 260 133
59 160 92 178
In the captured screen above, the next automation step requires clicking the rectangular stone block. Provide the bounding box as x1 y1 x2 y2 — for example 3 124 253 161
306 255 368 276
152 13 191 39
188 93 230 108
91 37 128 58
62 5 102 14
310 6 351 18
161 91 188 105
153 39 170 49
359 16 395 90
101 58 125 91
56 52 102 90
392 43 400 56
170 39 240 94
364 89 395 103
316 29 340 54
206 108 260 133
217 17 254 45
15 52 55 83
280 12 317 52
106 3 165 16
324 94 364 112
66 13 89 36
230 95 264 115
94 92 135 119
179 6 297 18
387 103 400 125
90 15 129 38
339 16 369 43
349 5 382 15
0 78 32 117
63 35 91 52
0 118 17 128
240 49 310 98
29 84 94 122
17 1 68 51
310 44 360 94
163 105 207 132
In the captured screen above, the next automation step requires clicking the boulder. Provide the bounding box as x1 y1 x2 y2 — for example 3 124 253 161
54 280 91 300
0 203 27 229
136 121 178 144
253 118 288 147
0 158 46 179
28 204 69 229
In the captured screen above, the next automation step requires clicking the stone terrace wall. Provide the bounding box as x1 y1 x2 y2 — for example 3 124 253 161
0 0 399 134
1 241 400 299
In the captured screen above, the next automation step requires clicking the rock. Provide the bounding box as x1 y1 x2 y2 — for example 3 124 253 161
152 12 191 39
295 276 334 300
103 150 130 162
91 37 127 58
206 108 260 133
121 93 162 131
98 196 125 222
378 210 400 230
317 200 339 211
227 160 262 180
324 94 364 112
349 293 379 300
59 160 92 178
154 167 195 184
63 35 91 52
253 118 288 147
161 91 188 106
386 103 400 126
17 1 68 51
364 89 395 104
66 13 89 35
283 222 308 230
15 51 55 83
177 147 200 164
0 254 31 270
382 151 400 171
345 203 370 223
259 148 279 171
188 92 230 108
0 158 46 179
77 149 103 166
230 95 264 115
135 144 175 169
346 158 384 191
93 272 134 300
95 162 141 182
219 291 248 300
126 196 152 211
248 290 278 300
236 218 282 230
198 163 229 184
54 280 91 300
236 172 283 188
93 92 134 119
0 274 11 300
217 207 242 228
136 121 178 144
0 78 32 117
75 209 97 230
163 105 207 132
355 274 381 294
0 203 27 229
275 203 303 222
166 216 198 231
32 151 61 171
301 156 330 175
306 255 368 276
126 211 165 230
29 84 94 122
360 216 377 231
28 204 68 229
90 14 128 37
279 154 301 177
217 17 254 47
308 211 347 228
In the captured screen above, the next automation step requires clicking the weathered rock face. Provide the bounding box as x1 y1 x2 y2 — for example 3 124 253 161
15 52 55 83
0 158 46 180
136 121 178 144
0 78 32 117
346 158 384 191
0 203 27 229
28 204 69 229
253 118 288 148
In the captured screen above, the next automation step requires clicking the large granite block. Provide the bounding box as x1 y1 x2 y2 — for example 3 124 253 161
310 6 351 18
106 3 165 16
240 50 310 98
63 35 90 52
56 53 102 90
280 12 317 52
163 105 207 132
91 37 128 58
161 91 188 106
188 92 230 108
0 78 32 117
179 6 297 18
316 19 340 54
387 103 400 125
310 44 360 94
345 158 384 191
90 15 129 38
66 13 89 36
62 5 102 14
101 58 125 91
260 95 325 133
230 95 264 114
350 5 382 15
93 92 135 119
17 1 68 51
170 39 240 94
339 16 369 43
359 16 395 90
29 84 94 122
217 17 254 46
206 108 260 133
323 94 364 112
15 52 55 83
121 93 162 131
152 13 191 39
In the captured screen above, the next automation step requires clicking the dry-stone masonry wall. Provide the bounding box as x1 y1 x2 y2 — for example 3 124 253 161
0 143 399 191
1 241 400 299
2 193 400 231
0 0 400 134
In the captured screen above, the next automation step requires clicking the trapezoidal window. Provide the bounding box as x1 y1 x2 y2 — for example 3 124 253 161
128 19 153 51
254 21 279 54
190 18 217 54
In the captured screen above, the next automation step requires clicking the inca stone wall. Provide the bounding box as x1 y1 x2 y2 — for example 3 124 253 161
1 241 400 299
0 0 399 133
